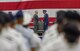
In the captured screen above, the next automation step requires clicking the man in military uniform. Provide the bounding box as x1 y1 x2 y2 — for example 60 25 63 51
43 10 49 31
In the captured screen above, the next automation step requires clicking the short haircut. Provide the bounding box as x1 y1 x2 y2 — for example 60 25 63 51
0 12 10 25
43 10 47 12
56 10 66 24
15 10 23 19
65 11 80 21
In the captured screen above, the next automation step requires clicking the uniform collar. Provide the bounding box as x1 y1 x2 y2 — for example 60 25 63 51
1 27 8 36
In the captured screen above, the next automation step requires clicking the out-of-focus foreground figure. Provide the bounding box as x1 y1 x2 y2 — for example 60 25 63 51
0 11 28 51
15 10 41 51
0 10 41 51
40 10 80 51
41 11 66 47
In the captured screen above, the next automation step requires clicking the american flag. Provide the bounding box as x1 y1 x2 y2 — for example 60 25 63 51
0 0 80 10
0 0 80 28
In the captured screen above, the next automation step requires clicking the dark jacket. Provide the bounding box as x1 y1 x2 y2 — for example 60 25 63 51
33 14 39 25
44 14 49 26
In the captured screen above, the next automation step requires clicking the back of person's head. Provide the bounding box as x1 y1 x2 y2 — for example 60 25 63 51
63 23 80 43
63 11 80 44
8 12 16 22
0 12 10 25
0 12 5 25
0 12 10 32
15 10 24 24
56 10 66 24
8 12 17 28
65 11 80 22
15 10 23 20
56 11 66 33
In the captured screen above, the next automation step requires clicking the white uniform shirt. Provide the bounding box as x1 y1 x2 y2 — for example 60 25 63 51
23 27 42 51
26 28 34 33
1 27 29 51
19 26 42 51
32 33 41 51
26 28 41 45
15 24 38 49
26 28 41 51
0 35 14 51
40 34 80 51
42 24 59 46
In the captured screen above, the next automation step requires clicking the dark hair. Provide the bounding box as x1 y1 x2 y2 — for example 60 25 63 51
4 13 12 23
0 12 10 25
43 10 47 12
8 12 16 22
62 11 80 43
15 10 23 19
56 10 66 24
63 23 80 43
65 11 80 21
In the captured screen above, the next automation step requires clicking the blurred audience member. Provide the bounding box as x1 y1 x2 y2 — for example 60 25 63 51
40 10 80 51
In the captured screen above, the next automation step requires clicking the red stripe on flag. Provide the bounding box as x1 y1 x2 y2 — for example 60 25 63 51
29 17 56 26
0 1 80 10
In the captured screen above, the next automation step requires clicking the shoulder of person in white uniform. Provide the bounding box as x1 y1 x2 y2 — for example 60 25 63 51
15 10 42 51
5 11 29 51
23 25 42 51
42 24 59 45
25 27 42 50
40 10 80 51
